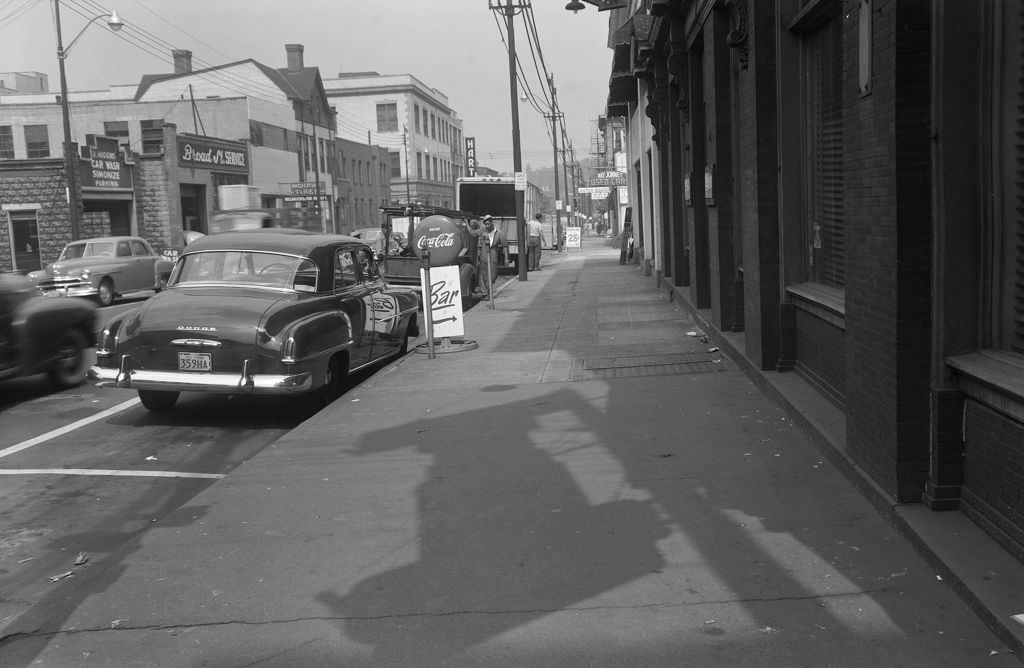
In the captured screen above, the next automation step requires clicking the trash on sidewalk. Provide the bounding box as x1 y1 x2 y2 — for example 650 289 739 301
708 347 720 353
74 551 89 565
48 570 74 582
1011 613 1024 626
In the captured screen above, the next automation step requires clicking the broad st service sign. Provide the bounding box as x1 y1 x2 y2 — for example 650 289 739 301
178 135 248 173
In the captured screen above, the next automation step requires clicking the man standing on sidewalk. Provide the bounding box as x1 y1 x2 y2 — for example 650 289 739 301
527 213 546 271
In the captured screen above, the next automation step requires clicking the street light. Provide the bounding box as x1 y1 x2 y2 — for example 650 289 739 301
54 2 124 240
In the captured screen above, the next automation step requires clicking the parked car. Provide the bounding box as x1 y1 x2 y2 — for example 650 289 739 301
89 230 420 412
0 271 97 389
30 236 174 307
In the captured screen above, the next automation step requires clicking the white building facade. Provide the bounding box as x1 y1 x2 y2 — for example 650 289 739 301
323 72 465 208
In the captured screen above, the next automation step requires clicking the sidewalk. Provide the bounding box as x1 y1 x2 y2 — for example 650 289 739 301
2 238 1022 666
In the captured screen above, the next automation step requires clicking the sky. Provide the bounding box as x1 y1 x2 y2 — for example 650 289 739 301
0 0 615 173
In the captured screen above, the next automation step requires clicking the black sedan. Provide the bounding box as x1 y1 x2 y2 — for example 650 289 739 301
90 230 420 411
0 271 96 389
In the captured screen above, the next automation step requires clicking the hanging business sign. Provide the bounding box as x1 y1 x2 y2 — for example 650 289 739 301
78 135 132 189
178 135 249 172
465 137 477 176
591 170 627 186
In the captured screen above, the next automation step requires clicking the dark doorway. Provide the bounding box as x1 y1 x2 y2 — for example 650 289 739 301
9 210 41 272
84 199 132 236
180 183 207 234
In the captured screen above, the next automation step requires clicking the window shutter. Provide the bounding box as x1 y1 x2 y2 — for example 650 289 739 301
812 17 845 287
1015 9 1024 353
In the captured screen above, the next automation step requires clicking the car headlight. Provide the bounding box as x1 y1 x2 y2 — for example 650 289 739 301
78 268 91 280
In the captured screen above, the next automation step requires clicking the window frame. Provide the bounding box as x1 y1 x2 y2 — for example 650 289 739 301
24 124 50 158
0 125 13 159
376 102 399 133
799 9 845 289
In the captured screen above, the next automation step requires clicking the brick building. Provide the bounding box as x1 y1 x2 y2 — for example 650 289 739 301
600 0 1024 563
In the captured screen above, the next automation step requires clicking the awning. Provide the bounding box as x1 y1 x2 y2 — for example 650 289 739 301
607 73 637 105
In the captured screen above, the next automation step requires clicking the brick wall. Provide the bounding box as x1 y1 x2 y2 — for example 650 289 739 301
961 400 1024 562
844 0 933 502
0 161 73 270
795 307 846 404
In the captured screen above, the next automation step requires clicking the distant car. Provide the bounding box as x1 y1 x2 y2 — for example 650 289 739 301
30 236 174 307
352 227 407 256
89 230 420 412
0 271 97 389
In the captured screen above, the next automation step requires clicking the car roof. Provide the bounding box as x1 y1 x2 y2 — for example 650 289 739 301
184 230 367 256
69 236 145 244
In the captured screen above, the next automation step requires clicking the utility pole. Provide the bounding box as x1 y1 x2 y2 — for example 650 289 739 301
403 126 414 242
54 0 81 241
547 74 562 252
496 0 528 281
310 98 323 231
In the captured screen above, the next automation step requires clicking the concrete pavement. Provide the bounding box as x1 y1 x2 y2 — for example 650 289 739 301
2 238 1022 666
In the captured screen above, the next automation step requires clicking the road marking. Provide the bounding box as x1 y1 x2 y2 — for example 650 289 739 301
0 469 224 479
0 397 141 459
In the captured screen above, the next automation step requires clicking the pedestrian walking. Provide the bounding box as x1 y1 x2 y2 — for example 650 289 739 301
619 222 634 265
527 213 545 271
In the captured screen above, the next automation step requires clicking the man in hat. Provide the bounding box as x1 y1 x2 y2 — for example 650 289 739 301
478 215 505 299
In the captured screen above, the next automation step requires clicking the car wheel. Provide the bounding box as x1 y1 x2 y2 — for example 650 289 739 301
138 389 179 412
96 278 115 307
320 354 347 406
47 328 88 389
398 326 410 355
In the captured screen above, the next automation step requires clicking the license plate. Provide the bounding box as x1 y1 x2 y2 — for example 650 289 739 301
178 352 211 371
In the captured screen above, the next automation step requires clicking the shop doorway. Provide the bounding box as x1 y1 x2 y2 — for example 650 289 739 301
8 210 41 272
180 184 207 234
84 199 132 237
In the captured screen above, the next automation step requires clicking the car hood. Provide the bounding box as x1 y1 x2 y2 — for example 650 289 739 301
33 258 102 278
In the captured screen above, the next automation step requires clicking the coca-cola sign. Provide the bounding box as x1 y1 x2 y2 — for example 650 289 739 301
413 215 466 267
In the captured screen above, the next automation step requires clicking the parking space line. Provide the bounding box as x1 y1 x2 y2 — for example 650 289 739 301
0 397 141 460
0 468 225 479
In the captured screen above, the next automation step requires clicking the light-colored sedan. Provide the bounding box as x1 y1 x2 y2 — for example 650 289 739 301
30 236 174 307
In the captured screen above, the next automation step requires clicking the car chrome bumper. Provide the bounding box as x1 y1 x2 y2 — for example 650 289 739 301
38 284 98 299
89 355 312 394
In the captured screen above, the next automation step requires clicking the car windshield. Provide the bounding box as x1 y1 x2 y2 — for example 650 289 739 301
172 251 318 292
60 241 115 260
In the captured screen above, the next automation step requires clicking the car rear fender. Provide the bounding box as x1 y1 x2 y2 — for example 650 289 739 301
274 309 355 367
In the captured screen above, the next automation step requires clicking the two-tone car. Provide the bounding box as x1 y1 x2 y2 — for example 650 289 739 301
30 236 174 307
89 230 420 411
0 271 97 389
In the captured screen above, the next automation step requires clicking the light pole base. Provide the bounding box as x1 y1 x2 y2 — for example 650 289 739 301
414 337 478 355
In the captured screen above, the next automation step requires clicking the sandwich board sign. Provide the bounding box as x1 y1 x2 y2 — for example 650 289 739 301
420 264 464 338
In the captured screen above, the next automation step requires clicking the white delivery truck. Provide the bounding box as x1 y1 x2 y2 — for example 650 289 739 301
455 176 555 270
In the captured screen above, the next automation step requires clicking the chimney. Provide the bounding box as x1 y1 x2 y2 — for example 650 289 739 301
285 44 304 72
172 49 192 74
